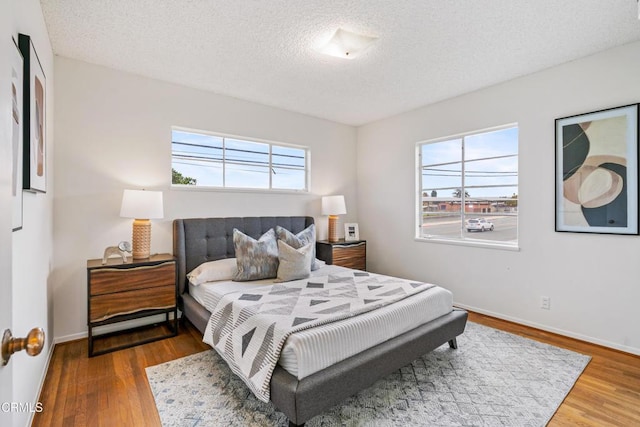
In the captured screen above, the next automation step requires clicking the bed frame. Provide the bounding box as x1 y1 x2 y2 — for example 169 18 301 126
173 216 468 426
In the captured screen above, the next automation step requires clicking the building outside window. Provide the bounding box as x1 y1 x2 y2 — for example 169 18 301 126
417 124 518 247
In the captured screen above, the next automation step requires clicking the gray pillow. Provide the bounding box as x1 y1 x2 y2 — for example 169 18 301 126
275 241 313 283
275 224 319 270
233 228 279 281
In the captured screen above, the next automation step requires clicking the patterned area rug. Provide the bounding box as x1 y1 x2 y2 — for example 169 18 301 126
146 322 590 426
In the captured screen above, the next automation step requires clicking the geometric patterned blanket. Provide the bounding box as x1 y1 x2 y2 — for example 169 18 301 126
205 270 434 402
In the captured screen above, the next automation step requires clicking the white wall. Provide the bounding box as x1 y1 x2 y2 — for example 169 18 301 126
2 1 55 426
357 40 640 355
52 57 358 340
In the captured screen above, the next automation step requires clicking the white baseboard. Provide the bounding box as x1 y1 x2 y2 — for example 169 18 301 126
27 340 55 427
54 331 86 344
455 302 640 356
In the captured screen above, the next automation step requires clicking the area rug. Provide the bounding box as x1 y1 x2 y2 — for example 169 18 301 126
146 322 590 426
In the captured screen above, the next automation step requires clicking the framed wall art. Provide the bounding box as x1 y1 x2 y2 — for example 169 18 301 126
555 103 639 235
11 38 24 231
344 223 360 241
18 33 47 193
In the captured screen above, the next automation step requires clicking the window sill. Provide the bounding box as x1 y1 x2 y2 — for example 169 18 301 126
171 184 310 195
414 236 520 252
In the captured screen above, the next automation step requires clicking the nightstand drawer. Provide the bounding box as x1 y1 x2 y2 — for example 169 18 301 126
333 243 366 270
316 240 366 271
89 284 176 322
89 261 175 296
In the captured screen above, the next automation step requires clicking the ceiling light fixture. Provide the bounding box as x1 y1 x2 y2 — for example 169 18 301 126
316 28 377 59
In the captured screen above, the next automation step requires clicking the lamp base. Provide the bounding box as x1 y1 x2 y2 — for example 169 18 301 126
131 219 151 259
328 215 340 242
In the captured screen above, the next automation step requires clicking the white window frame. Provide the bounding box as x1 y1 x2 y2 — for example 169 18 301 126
415 123 519 250
171 127 310 193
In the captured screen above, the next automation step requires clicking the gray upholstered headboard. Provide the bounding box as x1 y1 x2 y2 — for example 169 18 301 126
172 216 314 297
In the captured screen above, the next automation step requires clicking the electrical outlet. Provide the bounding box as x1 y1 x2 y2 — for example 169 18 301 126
541 296 550 310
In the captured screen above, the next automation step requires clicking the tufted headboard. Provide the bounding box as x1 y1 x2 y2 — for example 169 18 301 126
172 216 314 297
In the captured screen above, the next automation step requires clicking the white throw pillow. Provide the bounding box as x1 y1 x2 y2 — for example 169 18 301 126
274 241 313 283
275 224 320 270
187 258 237 286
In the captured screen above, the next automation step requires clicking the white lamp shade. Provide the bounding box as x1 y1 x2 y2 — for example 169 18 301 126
120 189 164 219
321 195 347 215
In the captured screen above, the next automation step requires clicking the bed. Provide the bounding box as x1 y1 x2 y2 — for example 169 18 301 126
173 216 467 426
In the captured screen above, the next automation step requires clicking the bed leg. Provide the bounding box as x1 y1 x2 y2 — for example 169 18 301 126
448 338 458 349
289 422 304 427
178 314 187 327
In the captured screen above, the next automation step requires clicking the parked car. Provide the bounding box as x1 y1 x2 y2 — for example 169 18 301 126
466 218 494 232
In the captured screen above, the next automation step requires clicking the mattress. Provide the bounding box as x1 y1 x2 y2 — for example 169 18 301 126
195 265 453 379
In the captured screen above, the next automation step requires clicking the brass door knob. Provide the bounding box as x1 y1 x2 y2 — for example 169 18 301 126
1 328 45 366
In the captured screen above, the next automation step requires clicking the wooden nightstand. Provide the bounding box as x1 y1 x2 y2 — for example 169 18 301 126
316 240 366 271
87 253 178 357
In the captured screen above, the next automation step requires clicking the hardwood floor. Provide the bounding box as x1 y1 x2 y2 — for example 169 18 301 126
33 313 640 426
33 322 209 427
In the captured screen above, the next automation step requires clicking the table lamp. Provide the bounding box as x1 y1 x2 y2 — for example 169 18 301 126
321 195 346 242
120 189 164 259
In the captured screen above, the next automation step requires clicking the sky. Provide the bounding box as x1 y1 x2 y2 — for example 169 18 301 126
172 126 517 197
171 129 307 190
421 126 518 199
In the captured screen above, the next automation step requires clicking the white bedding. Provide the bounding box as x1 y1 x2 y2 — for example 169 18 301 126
194 265 453 380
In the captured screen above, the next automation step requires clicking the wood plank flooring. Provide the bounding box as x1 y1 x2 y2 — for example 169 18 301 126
32 313 640 426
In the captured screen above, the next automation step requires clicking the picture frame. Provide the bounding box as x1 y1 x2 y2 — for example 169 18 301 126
11 38 24 231
344 223 360 241
18 33 47 193
555 103 639 235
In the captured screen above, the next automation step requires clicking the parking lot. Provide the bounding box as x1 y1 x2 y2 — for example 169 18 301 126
421 215 518 243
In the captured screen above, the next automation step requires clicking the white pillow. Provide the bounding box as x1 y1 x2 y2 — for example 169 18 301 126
187 258 237 286
275 224 320 270
274 241 313 283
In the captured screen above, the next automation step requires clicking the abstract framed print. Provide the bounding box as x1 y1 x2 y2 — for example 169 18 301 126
555 103 639 235
18 33 47 193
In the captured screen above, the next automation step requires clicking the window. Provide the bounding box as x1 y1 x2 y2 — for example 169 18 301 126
417 125 518 247
171 128 309 191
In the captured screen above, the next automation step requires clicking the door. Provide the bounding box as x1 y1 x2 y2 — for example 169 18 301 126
1 8 16 425
0 286 12 427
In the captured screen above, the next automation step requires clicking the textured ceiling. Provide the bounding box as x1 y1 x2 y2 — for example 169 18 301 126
40 0 640 126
